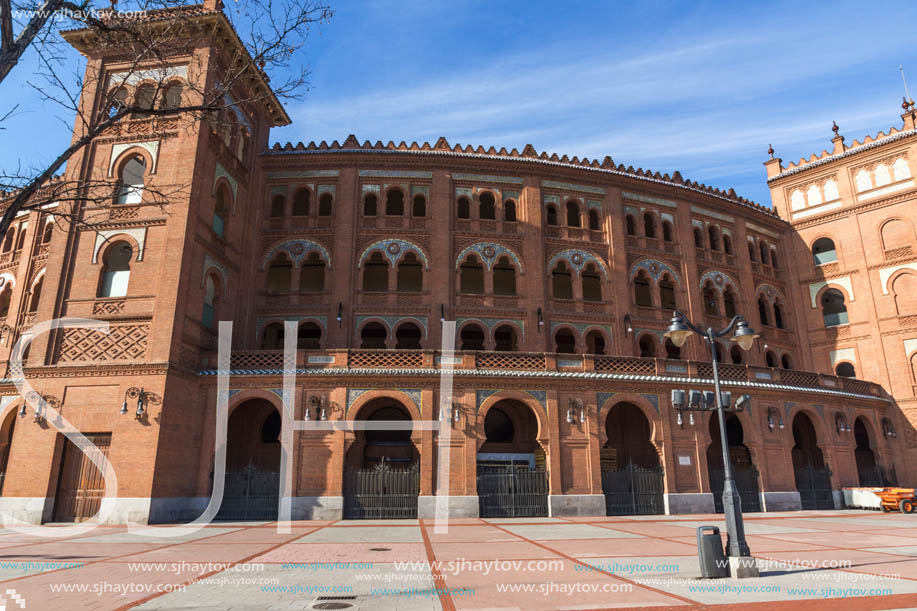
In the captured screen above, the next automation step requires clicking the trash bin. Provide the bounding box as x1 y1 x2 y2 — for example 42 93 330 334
697 526 728 578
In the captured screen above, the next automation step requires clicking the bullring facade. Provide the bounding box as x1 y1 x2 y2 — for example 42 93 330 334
0 4 911 523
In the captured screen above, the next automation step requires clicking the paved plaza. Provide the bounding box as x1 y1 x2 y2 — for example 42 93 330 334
0 510 915 609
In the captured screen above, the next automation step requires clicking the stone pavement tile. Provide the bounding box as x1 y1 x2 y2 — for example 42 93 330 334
596 521 713 538
423 525 518 543
253 542 428 564
546 537 698 558
431 541 562 561
116 542 273 564
863 545 917 557
195 527 317 544
0 541 159 563
500 523 643 541
758 531 917 548
296 526 422 544
481 518 568 524
134 562 441 611
659 520 824 534
667 534 833 552
440 556 682 610
73 527 240 544
817 517 917 529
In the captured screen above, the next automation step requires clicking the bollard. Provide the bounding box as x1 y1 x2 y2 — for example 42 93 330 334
697 526 729 578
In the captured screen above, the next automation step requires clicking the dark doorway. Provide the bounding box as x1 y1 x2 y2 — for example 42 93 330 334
854 418 881 487
53 433 112 522
707 414 761 513
601 403 663 515
791 412 833 510
217 399 281 520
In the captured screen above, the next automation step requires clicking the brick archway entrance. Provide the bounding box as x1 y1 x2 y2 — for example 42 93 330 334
792 412 833 510
476 399 549 518
216 398 281 521
343 399 419 519
707 413 762 513
601 402 663 515
854 417 882 486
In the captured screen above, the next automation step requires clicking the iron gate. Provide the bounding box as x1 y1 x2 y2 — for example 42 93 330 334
709 468 762 513
795 465 834 510
601 464 664 515
343 463 419 519
216 462 279 521
476 467 549 518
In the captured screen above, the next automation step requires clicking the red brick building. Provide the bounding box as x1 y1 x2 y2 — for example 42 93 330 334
0 4 910 523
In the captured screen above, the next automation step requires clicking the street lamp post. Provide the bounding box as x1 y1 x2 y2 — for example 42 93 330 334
665 310 760 579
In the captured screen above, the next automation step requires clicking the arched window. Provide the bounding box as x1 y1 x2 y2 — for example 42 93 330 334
459 255 484 294
504 200 517 222
270 195 285 217
582 263 602 302
460 324 485 351
41 219 53 243
2 228 14 252
693 227 704 248
0 285 11 318
15 223 27 251
212 184 230 237
730 345 743 364
821 288 848 326
770 248 779 268
835 362 856 378
412 195 426 217
881 219 913 252
493 257 516 296
633 270 652 307
267 253 292 293
552 261 573 299
107 86 128 116
386 189 404 215
261 323 284 349
812 237 837 265
664 338 681 359
724 286 737 318
765 350 776 367
362 252 389 292
625 215 636 236
643 212 656 238
297 322 322 350
28 275 43 312
457 196 470 219
494 325 517 351
363 193 378 216
708 226 720 251
747 240 756 261
115 155 145 204
638 334 656 357
723 234 733 255
395 323 422 349
202 274 218 329
703 282 718 315
360 322 387 349
98 241 133 298
318 193 333 216
892 273 917 316
479 192 496 220
396 252 423 292
566 201 581 227
162 82 182 109
136 83 155 111
585 331 605 355
759 241 769 265
588 210 600 231
546 205 557 226
757 297 769 326
292 188 310 216
660 275 676 310
554 329 576 353
774 302 785 329
300 252 325 292
781 354 792 369
662 221 673 242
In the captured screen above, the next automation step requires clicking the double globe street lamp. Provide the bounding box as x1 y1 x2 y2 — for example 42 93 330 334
664 310 760 578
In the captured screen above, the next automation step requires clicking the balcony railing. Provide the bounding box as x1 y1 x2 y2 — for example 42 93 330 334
202 349 887 399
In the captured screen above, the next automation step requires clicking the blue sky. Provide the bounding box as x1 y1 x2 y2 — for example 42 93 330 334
3 0 916 206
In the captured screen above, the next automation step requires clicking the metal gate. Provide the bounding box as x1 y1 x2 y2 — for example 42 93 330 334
709 468 762 513
601 464 664 515
216 461 279 521
795 465 834 510
476 466 549 518
343 463 419 519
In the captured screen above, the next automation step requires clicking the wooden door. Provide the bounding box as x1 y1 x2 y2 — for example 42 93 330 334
53 433 111 522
